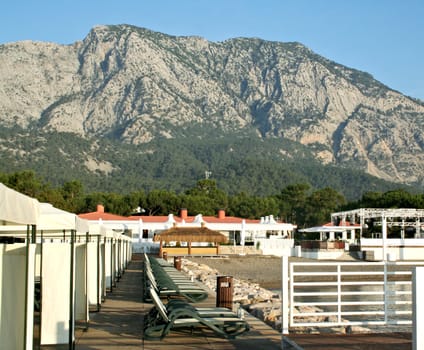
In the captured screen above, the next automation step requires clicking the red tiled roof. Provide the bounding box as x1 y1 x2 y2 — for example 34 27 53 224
128 215 170 223
127 215 262 224
81 206 272 225
78 212 129 221
203 216 260 224
323 221 360 227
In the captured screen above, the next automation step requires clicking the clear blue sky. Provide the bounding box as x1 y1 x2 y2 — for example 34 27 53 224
1 0 423 100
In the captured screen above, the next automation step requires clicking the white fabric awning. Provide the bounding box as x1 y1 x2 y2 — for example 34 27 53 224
38 203 89 233
0 183 40 225
299 226 351 233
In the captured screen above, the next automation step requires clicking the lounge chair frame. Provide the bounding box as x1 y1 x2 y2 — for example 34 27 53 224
143 287 249 340
143 255 208 302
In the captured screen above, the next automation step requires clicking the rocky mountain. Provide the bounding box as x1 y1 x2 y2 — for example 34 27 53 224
0 24 423 191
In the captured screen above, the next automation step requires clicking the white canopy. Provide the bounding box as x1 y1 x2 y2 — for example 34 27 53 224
0 183 40 225
299 226 348 233
99 225 132 241
38 203 89 233
0 183 89 233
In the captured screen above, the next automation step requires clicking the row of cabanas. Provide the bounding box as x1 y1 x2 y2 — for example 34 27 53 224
0 183 132 349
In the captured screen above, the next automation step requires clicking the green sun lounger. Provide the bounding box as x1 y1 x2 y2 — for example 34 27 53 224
145 265 209 302
143 287 250 340
165 298 238 317
143 256 209 302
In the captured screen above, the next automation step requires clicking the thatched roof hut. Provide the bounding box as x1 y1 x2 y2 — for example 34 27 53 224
153 226 228 244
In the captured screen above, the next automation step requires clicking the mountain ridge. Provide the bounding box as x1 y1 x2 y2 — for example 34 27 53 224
0 24 423 194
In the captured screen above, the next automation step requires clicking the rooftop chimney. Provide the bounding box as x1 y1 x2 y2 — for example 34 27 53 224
218 209 225 219
180 208 188 220
97 204 105 213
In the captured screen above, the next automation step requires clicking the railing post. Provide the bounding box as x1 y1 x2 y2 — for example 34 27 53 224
382 214 387 261
384 262 388 324
413 267 424 350
337 264 342 324
281 255 289 335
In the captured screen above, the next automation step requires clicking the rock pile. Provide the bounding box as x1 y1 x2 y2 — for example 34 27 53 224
182 258 282 329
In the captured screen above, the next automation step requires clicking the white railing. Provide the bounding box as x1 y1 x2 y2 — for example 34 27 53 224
256 238 294 256
282 260 424 331
361 238 424 247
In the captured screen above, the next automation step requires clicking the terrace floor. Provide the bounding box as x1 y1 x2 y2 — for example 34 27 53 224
67 255 412 350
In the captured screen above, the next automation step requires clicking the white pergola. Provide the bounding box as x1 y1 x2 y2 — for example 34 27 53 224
331 208 424 260
299 224 359 242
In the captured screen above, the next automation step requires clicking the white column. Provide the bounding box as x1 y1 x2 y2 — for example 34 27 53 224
382 215 387 261
401 219 405 240
138 219 143 243
413 267 424 350
350 229 355 242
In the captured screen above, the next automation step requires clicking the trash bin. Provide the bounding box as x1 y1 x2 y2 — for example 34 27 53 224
162 251 168 261
216 276 233 310
174 256 182 271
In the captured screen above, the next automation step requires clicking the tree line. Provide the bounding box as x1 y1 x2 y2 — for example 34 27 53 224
1 170 423 228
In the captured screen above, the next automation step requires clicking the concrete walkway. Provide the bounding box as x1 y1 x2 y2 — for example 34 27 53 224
75 258 282 349
75 260 144 349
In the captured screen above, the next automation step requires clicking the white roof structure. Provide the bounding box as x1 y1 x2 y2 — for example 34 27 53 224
0 183 40 225
332 208 424 221
0 183 89 234
299 225 352 233
37 203 89 233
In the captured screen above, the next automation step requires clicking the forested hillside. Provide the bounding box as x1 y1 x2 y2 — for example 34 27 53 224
0 126 407 201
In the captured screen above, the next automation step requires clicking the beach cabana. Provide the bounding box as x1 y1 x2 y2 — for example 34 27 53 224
0 185 104 348
92 225 132 298
35 203 90 347
153 225 228 256
0 183 40 350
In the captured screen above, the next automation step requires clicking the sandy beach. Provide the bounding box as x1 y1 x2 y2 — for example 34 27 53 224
187 253 358 290
187 255 285 290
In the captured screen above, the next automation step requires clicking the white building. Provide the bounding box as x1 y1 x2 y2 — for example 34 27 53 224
79 206 297 255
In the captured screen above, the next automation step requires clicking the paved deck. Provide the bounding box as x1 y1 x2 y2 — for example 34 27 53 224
74 258 282 349
283 332 412 350
73 257 413 350
74 259 144 349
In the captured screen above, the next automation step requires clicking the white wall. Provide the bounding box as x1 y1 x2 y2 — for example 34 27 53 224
41 243 71 345
361 238 424 260
75 244 88 322
256 238 294 256
0 243 35 350
87 242 100 307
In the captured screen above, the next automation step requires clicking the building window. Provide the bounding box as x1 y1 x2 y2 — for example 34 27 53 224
142 229 149 239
